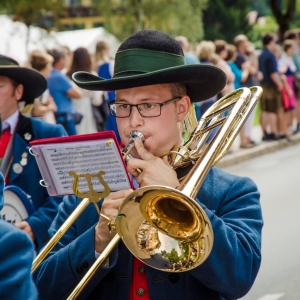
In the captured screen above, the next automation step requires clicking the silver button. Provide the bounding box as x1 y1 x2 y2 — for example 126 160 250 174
136 288 145 296
138 266 146 274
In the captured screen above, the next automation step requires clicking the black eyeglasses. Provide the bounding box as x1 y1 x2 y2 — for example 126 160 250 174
108 97 182 118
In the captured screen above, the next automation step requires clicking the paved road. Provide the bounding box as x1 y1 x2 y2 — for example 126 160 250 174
221 143 300 300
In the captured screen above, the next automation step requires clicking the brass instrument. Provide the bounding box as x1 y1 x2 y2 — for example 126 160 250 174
68 86 263 299
31 130 145 273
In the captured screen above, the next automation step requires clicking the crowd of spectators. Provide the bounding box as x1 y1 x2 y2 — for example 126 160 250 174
176 28 300 149
21 27 300 151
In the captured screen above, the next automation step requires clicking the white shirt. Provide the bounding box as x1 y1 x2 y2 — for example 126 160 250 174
2 110 19 134
279 53 297 73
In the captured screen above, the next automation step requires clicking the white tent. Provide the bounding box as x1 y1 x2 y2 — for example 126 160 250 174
0 15 59 65
0 15 119 66
54 27 120 56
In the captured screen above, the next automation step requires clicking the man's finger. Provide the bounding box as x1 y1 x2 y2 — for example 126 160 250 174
134 138 154 161
106 189 133 200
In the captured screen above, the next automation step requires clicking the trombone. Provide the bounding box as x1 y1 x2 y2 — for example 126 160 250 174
67 86 263 299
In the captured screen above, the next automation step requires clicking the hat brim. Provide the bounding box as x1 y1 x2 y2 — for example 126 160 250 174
0 66 47 104
73 65 226 102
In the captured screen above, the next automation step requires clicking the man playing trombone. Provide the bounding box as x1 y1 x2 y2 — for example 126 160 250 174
34 30 263 299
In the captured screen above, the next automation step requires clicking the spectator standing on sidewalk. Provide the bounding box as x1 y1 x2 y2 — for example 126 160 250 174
196 41 218 115
176 36 201 120
283 29 300 132
259 33 284 141
279 40 297 132
234 35 261 147
47 48 82 135
67 47 103 134
175 36 201 64
29 50 57 124
95 39 120 141
273 44 293 138
214 40 235 98
226 44 250 90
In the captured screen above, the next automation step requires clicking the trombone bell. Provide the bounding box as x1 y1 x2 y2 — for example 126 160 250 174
117 185 213 272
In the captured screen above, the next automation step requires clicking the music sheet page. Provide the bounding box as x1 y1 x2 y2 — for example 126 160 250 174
39 138 131 195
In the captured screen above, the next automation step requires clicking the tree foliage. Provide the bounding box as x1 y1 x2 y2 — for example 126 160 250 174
165 248 180 264
92 0 207 43
0 0 64 29
250 0 272 17
202 0 253 43
270 0 296 41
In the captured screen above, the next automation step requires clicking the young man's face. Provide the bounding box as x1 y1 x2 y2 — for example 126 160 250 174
0 76 21 119
115 84 190 158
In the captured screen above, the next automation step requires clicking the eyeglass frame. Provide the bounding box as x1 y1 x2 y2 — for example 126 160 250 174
108 96 182 118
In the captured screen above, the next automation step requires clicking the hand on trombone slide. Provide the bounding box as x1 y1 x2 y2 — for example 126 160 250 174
94 189 132 254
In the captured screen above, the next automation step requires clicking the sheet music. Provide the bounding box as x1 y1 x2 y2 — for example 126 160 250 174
39 138 131 195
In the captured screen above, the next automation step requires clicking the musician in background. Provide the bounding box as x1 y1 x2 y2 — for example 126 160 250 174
34 30 263 299
0 55 67 251
0 172 37 300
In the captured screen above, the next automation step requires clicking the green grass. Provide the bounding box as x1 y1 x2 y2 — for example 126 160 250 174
253 103 261 126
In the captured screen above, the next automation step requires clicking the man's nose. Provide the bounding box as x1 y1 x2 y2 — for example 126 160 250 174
129 105 144 127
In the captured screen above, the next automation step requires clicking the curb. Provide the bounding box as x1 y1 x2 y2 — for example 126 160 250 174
216 133 300 168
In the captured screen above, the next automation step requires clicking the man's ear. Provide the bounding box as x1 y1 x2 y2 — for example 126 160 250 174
15 84 24 101
177 96 191 122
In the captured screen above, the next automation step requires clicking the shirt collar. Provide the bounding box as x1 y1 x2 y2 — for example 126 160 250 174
2 110 19 134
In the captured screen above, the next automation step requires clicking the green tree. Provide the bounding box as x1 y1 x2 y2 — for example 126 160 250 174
290 0 300 28
270 0 297 41
165 248 180 264
0 0 64 29
250 0 272 17
92 0 207 43
202 0 253 43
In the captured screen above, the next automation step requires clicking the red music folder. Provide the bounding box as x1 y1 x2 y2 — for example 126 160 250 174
30 131 133 196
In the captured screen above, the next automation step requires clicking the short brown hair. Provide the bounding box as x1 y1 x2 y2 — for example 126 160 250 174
283 29 297 40
168 82 187 98
47 48 66 66
30 50 53 71
226 44 237 61
282 39 296 52
261 32 275 46
214 40 228 55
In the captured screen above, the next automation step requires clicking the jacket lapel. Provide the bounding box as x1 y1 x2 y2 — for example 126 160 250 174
9 115 35 183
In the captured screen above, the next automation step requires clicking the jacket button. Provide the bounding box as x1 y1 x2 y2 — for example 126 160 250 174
168 273 180 283
76 266 83 273
138 266 146 274
136 288 145 296
82 261 89 268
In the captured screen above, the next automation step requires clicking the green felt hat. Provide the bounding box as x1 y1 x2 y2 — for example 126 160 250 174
73 30 226 102
0 55 47 104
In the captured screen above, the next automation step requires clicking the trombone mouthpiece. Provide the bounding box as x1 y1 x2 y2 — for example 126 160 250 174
122 131 145 159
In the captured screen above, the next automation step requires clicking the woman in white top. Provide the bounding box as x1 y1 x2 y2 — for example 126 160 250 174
30 50 57 124
67 47 103 135
278 39 297 131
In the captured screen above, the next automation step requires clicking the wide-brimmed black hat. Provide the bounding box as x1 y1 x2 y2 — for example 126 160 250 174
0 55 47 104
73 30 226 102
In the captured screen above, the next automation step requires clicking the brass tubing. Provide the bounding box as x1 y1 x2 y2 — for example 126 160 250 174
179 88 251 199
67 234 121 300
31 198 90 273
